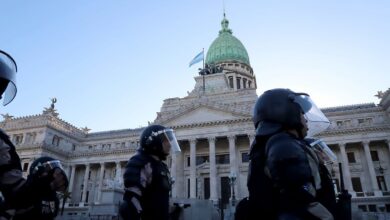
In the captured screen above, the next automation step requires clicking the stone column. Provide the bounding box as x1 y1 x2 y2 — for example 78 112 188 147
65 165 71 177
97 162 105 203
228 135 239 199
171 152 177 198
81 163 90 203
387 140 390 166
115 161 122 182
362 141 381 196
339 143 354 194
190 139 197 198
68 165 76 193
248 134 255 147
208 137 217 202
233 75 237 90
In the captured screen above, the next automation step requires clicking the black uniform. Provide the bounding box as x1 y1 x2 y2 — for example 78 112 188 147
13 190 59 220
247 131 336 220
121 152 171 220
0 130 43 209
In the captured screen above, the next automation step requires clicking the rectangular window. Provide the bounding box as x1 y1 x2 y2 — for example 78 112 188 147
370 150 379 161
187 157 190 167
236 77 241 89
358 205 367 212
347 152 356 163
14 134 24 145
358 118 365 124
52 135 60 146
368 204 377 212
243 78 247 88
216 154 230 164
23 163 29 172
248 80 252 88
336 121 343 127
241 152 249 163
187 179 190 198
386 204 390 213
351 177 363 192
204 177 210 200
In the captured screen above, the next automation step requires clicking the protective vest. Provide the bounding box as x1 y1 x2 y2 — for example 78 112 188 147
123 152 171 220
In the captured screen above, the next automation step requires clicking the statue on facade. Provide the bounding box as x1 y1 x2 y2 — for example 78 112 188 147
375 91 384 99
43 97 59 117
1 113 14 121
81 126 91 134
198 64 223 76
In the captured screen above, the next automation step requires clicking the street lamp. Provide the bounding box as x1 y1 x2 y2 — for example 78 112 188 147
229 172 237 206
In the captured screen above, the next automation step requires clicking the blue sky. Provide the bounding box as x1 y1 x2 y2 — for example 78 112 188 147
1 1 389 132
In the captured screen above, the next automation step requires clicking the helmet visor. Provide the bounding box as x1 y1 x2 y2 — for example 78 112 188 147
161 129 181 154
41 160 63 171
293 95 330 136
33 160 64 174
309 139 337 165
0 51 17 106
3 81 17 106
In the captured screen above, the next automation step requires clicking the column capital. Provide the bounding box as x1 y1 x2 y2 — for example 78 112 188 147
248 133 255 139
85 163 90 168
189 138 197 145
338 142 347 148
361 140 370 146
207 136 216 142
227 135 236 142
100 162 105 166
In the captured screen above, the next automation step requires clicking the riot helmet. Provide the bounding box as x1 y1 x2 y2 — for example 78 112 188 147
29 156 64 176
0 50 17 106
139 124 181 160
253 88 329 137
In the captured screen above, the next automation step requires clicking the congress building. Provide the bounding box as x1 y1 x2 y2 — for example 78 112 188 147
1 15 389 220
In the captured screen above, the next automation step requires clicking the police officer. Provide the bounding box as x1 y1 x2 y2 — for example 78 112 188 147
13 156 68 220
247 88 334 220
0 50 68 219
119 124 181 220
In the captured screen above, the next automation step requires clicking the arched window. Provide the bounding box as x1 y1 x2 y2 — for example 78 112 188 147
228 76 234 88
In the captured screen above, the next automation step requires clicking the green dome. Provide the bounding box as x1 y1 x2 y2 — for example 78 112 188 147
206 15 250 65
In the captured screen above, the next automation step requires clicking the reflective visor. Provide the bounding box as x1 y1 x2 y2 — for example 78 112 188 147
38 160 63 173
0 51 17 106
159 129 181 154
309 139 337 164
293 94 330 137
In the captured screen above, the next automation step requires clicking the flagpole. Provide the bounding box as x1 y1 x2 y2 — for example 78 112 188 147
202 48 205 94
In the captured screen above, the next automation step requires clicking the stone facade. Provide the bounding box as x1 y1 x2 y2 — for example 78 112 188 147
2 78 389 219
1 16 389 220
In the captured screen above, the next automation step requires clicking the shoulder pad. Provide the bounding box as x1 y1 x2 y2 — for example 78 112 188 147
123 153 152 188
266 132 304 159
125 153 151 168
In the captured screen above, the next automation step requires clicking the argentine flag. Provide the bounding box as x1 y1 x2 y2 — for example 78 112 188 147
189 51 204 67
